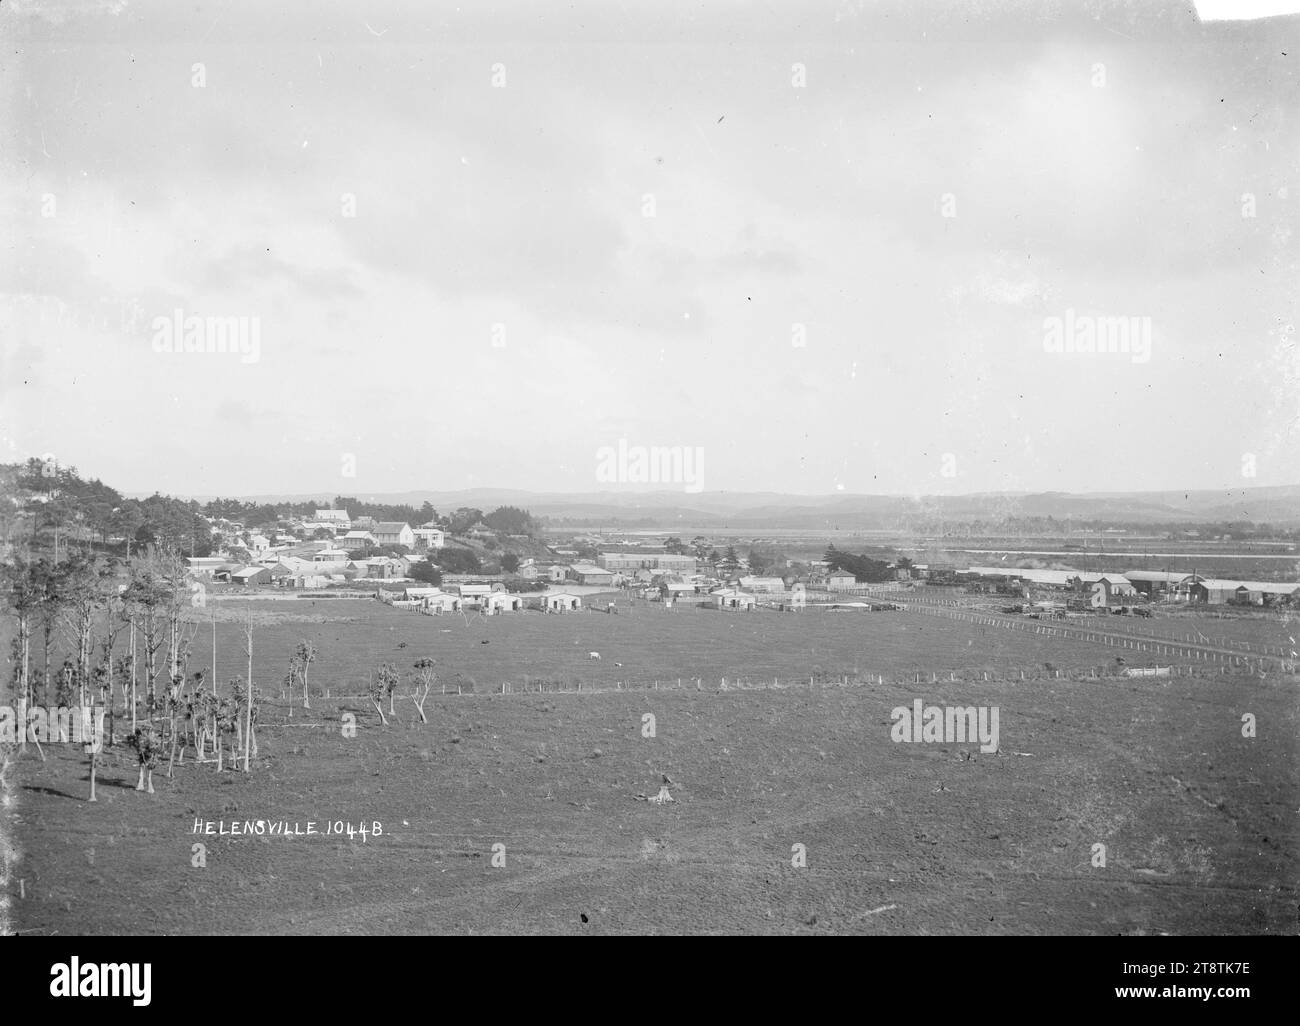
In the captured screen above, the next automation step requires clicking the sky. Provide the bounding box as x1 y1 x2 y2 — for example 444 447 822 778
1 0 1298 499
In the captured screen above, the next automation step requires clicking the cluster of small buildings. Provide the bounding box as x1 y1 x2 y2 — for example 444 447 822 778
954 567 1300 607
188 550 418 589
393 583 583 615
301 511 445 551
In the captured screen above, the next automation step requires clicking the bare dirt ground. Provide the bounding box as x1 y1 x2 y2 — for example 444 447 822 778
9 623 1297 934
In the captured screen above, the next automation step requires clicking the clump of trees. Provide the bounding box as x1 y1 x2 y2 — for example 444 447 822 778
367 662 399 725
125 725 162 794
823 545 893 583
409 561 442 585
433 548 481 574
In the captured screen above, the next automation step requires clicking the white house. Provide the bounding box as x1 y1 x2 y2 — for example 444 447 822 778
373 522 415 548
412 525 446 550
485 592 523 613
543 592 582 612
713 588 757 610
826 573 857 591
739 575 784 594
340 530 377 552
422 591 462 614
313 509 351 530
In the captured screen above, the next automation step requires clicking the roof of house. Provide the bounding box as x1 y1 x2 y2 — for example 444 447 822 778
1196 579 1247 589
1123 570 1197 583
374 521 411 533
1020 570 1078 586
1238 581 1300 594
1081 573 1132 585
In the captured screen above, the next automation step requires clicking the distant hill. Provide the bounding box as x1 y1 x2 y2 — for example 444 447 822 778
144 485 1300 529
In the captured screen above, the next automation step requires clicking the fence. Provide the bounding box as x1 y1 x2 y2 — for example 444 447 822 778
241 657 1282 722
862 591 1290 672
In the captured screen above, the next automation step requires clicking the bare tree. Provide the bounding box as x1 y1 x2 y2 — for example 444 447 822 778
122 567 173 726
411 658 437 724
1 556 45 759
57 552 110 708
237 610 273 771
213 694 237 773
295 640 317 710
84 704 104 802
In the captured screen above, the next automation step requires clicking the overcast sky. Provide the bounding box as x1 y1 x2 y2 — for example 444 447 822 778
2 0 1297 499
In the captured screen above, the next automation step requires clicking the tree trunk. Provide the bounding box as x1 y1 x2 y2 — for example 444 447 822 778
88 750 97 802
371 699 388 726
129 622 137 733
244 641 253 772
146 768 154 794
136 765 146 791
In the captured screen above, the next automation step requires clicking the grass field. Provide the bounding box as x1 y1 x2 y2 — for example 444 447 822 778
5 596 1297 935
173 598 1171 698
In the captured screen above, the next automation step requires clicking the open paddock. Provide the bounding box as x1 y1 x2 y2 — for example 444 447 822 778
174 597 1172 698
10 666 1296 936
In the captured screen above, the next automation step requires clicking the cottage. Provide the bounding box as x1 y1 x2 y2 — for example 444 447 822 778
268 563 293 584
412 525 446 550
1190 579 1248 605
1122 571 1199 598
543 592 582 612
231 566 272 587
713 588 757 610
373 522 415 549
659 579 697 602
826 573 857 592
485 592 523 613
422 591 462 614
340 530 377 552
